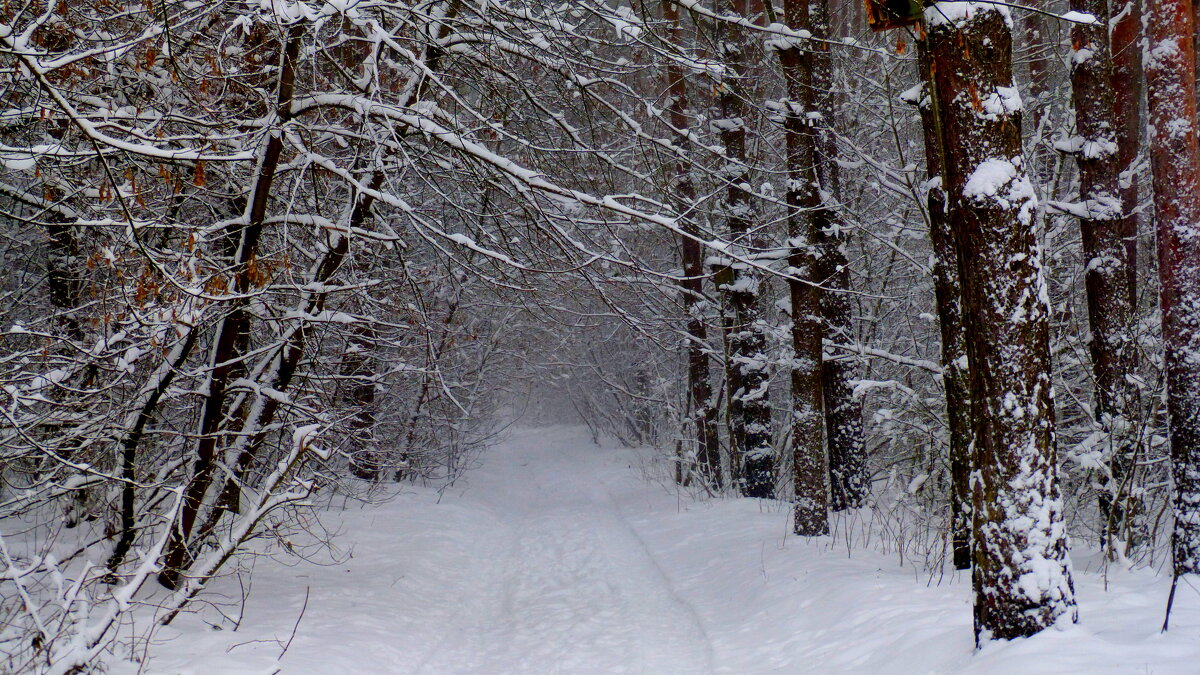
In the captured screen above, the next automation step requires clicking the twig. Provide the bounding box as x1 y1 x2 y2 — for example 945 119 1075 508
280 586 310 659
1162 571 1179 632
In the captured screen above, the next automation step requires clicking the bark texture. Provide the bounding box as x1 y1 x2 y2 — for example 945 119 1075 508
911 43 974 571
1111 0 1142 309
925 4 1077 641
1144 0 1200 575
777 0 831 536
664 0 721 488
717 0 775 498
809 0 869 511
1067 0 1141 548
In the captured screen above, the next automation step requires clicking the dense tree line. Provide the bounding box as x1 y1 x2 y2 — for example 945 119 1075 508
1 0 1199 669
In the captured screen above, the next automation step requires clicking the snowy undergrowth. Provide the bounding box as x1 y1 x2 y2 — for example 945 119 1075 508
136 426 1200 674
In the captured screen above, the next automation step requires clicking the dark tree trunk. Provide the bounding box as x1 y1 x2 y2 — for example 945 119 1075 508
716 0 774 498
925 6 1077 641
191 173 382 548
808 0 869 511
664 0 721 488
1022 10 1053 133
105 329 200 576
345 324 381 481
42 194 84 343
910 42 974 571
1066 0 1141 551
1111 0 1142 309
159 25 304 589
1144 0 1200 576
776 0 830 536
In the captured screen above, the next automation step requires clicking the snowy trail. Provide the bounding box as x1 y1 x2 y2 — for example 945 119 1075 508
151 426 1200 675
153 427 714 674
401 432 714 674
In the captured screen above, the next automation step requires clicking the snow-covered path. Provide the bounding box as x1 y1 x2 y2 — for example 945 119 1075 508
151 426 1200 674
393 431 713 674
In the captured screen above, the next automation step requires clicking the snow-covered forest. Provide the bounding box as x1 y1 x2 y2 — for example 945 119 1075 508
2 0 1200 671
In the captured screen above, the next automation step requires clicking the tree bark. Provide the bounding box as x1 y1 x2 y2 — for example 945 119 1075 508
1111 0 1141 309
911 42 974 571
664 0 722 488
808 0 869 511
1022 10 1053 133
345 324 382 481
925 4 1077 640
716 0 775 498
777 0 831 536
1144 0 1200 576
1066 0 1141 551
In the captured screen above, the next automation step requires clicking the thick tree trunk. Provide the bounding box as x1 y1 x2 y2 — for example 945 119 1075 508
777 0 831 536
1144 0 1200 576
664 0 721 488
1066 0 1141 551
925 3 1077 641
910 44 974 571
808 0 869 511
717 0 774 498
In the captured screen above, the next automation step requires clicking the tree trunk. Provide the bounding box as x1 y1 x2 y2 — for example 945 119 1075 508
925 5 1077 641
911 42 974 571
1111 0 1141 310
1144 0 1200 576
664 0 722 488
808 0 869 511
159 24 304 589
716 0 775 498
1022 10 1053 133
345 324 382 481
1066 0 1141 552
776 0 831 536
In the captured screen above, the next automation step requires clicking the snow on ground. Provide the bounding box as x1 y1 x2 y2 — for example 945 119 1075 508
142 426 1200 674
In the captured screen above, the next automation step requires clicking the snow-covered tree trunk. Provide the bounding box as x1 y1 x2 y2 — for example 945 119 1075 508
716 0 775 498
776 0 831 536
910 43 974 571
809 0 869 511
663 0 721 488
924 3 1077 640
1144 0 1200 576
1066 0 1141 549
